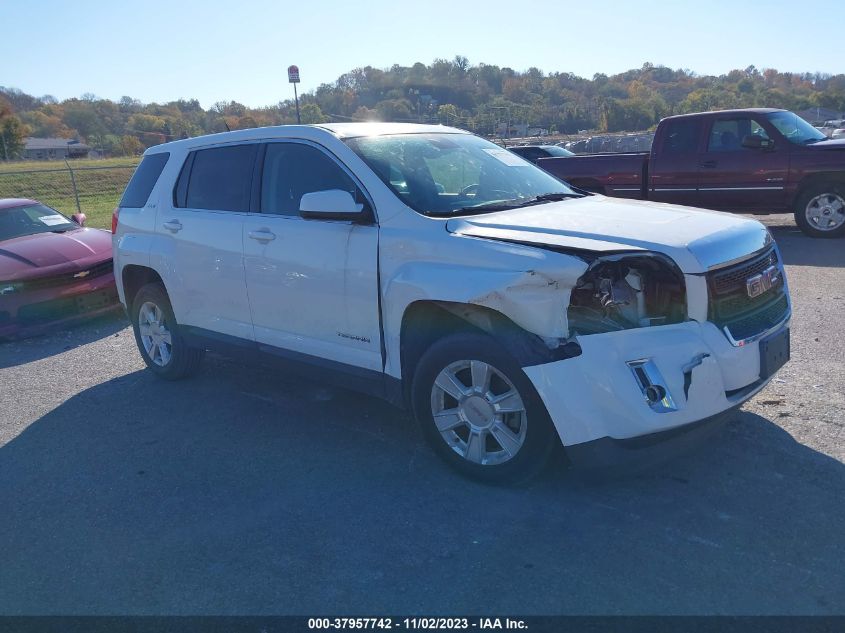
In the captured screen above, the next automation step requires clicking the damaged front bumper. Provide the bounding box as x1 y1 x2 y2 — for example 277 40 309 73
523 318 789 469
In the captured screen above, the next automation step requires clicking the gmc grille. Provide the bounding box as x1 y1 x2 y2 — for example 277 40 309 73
707 246 789 342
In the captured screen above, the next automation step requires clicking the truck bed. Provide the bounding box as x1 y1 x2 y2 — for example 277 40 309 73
538 152 649 198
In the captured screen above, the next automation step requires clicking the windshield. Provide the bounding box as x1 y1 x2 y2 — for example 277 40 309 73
0 203 76 241
344 133 579 216
543 145 575 157
766 111 826 145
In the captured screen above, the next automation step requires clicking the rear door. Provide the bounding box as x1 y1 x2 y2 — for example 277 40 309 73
649 117 703 206
242 140 381 371
154 143 257 341
697 115 789 211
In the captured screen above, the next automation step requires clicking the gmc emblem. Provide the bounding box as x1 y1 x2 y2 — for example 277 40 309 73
746 265 780 299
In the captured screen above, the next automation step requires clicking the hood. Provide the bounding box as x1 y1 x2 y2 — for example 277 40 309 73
445 195 770 274
809 138 845 150
0 228 113 281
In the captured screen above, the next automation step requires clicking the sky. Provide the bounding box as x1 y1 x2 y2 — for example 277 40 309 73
2 0 840 109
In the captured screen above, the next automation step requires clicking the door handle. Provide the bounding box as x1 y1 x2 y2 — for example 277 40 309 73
700 160 718 168
162 220 182 232
248 229 276 243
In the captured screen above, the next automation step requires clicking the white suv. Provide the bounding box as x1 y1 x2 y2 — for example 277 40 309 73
113 123 791 483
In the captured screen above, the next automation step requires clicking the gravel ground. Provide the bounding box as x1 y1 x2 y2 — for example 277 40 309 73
0 213 843 615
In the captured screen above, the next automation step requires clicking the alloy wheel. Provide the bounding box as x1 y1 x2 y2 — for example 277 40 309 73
138 301 173 367
805 193 845 232
430 359 528 466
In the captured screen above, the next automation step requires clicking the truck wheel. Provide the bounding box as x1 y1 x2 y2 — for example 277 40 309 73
131 283 204 380
411 332 560 484
794 184 845 238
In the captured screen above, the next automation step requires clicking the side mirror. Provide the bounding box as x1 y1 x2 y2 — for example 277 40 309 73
71 212 87 226
741 135 774 150
299 190 366 222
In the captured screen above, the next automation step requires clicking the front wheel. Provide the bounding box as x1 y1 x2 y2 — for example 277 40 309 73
411 332 560 484
794 184 845 238
131 283 204 380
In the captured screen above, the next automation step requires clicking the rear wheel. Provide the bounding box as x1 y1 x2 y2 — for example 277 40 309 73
411 332 560 484
794 184 845 238
131 283 204 379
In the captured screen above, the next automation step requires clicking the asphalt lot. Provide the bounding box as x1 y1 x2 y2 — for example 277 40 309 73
0 213 843 615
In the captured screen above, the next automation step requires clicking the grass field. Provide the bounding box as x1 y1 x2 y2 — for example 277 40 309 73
0 158 140 229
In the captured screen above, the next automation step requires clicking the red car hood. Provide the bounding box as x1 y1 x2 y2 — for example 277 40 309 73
0 228 113 281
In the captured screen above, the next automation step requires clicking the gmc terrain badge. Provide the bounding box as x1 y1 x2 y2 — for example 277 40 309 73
746 265 779 299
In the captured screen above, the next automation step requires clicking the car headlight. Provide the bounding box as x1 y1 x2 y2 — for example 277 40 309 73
567 253 687 335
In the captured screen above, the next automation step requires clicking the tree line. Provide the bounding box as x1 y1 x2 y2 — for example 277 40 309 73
2 58 845 159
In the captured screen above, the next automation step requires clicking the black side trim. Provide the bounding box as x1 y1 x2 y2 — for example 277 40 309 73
725 379 764 400
180 326 404 408
564 405 741 472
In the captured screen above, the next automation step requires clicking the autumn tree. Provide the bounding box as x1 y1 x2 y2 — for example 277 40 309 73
299 103 327 124
0 95 28 159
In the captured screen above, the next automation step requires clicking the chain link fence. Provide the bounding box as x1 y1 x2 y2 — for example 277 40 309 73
0 161 138 229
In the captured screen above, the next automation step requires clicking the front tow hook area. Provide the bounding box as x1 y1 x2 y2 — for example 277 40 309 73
626 359 677 412
627 352 714 412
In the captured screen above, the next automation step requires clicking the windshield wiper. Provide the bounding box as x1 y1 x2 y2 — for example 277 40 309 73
530 192 583 202
446 192 582 216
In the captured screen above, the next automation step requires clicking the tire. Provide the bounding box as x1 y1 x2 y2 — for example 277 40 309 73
411 332 560 484
793 183 845 238
130 282 204 380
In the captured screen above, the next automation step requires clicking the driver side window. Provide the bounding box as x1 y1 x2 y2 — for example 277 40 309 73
261 143 361 216
707 118 770 153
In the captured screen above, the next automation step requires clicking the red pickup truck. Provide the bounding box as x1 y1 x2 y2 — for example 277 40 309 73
537 108 845 238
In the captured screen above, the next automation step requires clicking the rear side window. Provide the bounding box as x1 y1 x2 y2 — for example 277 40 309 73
184 144 257 212
119 153 169 208
660 120 701 155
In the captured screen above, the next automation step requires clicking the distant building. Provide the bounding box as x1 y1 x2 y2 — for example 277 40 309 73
23 138 90 160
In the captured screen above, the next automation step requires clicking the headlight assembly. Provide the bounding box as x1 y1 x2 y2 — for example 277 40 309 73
567 253 687 335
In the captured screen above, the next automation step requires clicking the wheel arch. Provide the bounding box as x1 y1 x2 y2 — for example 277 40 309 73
792 172 845 205
398 300 580 407
122 265 166 313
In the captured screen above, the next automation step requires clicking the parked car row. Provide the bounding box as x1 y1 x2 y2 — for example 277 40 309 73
815 119 845 139
560 133 655 154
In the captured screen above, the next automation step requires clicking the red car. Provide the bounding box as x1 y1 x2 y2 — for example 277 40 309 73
0 198 119 339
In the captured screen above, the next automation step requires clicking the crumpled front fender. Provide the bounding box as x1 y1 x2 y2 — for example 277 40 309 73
381 254 588 377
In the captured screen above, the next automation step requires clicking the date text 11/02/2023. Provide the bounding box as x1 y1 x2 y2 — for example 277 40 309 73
307 617 528 630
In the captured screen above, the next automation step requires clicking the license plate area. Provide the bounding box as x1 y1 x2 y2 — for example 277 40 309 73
759 328 790 380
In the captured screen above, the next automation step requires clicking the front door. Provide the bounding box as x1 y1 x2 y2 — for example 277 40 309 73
697 115 790 211
242 141 382 372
